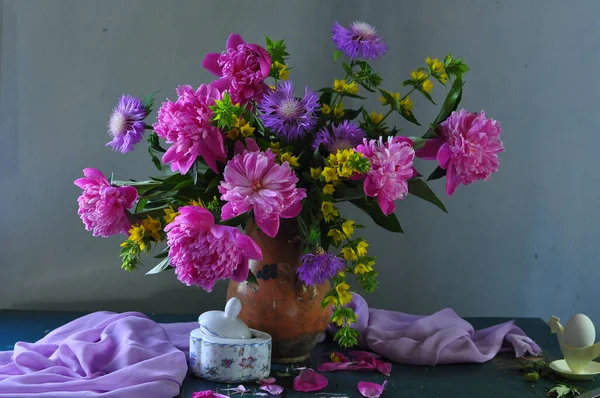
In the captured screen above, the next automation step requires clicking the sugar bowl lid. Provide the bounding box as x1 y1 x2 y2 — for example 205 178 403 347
198 297 252 340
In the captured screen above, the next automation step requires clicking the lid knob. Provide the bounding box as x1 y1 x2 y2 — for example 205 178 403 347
198 297 253 340
224 297 242 319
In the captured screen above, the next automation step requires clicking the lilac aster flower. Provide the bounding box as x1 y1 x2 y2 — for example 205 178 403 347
297 251 345 286
332 21 387 61
313 120 366 153
258 80 319 141
106 94 148 153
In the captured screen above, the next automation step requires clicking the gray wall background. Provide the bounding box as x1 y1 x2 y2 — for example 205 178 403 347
1 0 599 324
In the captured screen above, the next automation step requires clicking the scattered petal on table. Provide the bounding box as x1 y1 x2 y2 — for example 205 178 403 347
222 384 247 394
254 393 269 397
317 361 356 372
350 351 381 360
293 369 328 392
192 391 230 398
260 384 284 395
258 377 277 385
330 352 350 362
358 380 388 398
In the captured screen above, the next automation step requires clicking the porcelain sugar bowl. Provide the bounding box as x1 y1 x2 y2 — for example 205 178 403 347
189 297 272 383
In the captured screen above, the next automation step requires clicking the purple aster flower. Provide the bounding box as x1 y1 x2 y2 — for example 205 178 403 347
313 120 366 153
332 21 387 61
106 94 148 153
258 80 319 141
297 251 345 286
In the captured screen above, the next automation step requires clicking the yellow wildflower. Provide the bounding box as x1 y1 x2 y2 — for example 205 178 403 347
337 271 345 277
310 167 323 179
431 58 445 73
327 228 344 243
323 184 335 195
411 70 426 81
343 81 359 95
354 263 369 274
128 224 146 251
369 111 384 125
268 84 276 90
338 163 353 178
269 142 281 154
142 216 162 241
335 282 353 305
332 313 345 327
333 79 346 92
334 103 344 119
163 208 179 224
238 119 255 137
335 148 352 164
273 61 284 70
323 295 339 306
378 91 401 105
422 79 434 93
341 247 358 261
321 201 339 222
321 104 331 115
439 72 448 84
328 153 339 167
356 240 369 257
280 152 299 168
341 220 355 238
321 167 339 183
189 198 204 207
400 96 413 115
279 64 289 80
426 57 435 66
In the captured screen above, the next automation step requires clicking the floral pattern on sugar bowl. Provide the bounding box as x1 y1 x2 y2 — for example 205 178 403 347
189 298 272 383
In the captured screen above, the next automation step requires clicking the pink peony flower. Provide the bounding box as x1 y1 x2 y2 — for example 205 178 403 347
219 147 306 238
164 206 262 292
356 136 416 215
74 168 138 237
416 109 504 196
203 33 272 106
154 84 227 174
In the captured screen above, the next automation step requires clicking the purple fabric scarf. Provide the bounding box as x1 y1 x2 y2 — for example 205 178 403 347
328 294 542 365
0 312 196 398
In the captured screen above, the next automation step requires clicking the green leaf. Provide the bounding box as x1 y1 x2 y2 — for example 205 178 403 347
318 87 336 94
173 179 194 191
408 179 448 213
355 80 377 93
400 110 421 126
319 91 332 106
342 63 353 75
419 90 437 105
320 221 332 251
190 162 198 186
343 92 367 99
141 91 159 113
245 270 258 285
433 75 463 126
343 107 363 121
378 89 399 111
145 257 171 275
427 166 447 181
409 137 427 150
148 147 162 171
350 198 403 233
204 176 220 194
333 50 343 63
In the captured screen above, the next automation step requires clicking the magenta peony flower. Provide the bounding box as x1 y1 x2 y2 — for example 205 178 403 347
258 80 319 141
356 136 416 215
74 168 138 237
313 120 366 153
203 33 272 106
154 84 227 174
332 21 387 61
416 109 504 196
106 94 148 154
219 148 307 238
164 206 262 292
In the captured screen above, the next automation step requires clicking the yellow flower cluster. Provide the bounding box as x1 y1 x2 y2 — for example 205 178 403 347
369 111 384 125
378 90 401 105
121 216 163 252
341 240 369 262
327 219 355 244
226 116 255 140
410 69 434 93
163 207 179 224
426 57 448 83
278 152 299 168
272 61 289 80
333 79 359 95
321 103 344 119
321 201 339 223
354 259 375 275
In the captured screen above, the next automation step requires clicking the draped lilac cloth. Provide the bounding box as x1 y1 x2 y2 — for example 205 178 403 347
0 311 196 398
328 294 542 365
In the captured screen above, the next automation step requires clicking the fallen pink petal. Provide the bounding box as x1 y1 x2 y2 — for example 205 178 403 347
293 369 328 392
191 391 230 398
358 380 388 398
349 351 381 360
317 361 357 372
258 377 277 385
260 384 284 395
329 352 350 362
222 384 247 394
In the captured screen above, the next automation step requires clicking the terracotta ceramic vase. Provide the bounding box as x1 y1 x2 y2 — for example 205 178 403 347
226 219 332 363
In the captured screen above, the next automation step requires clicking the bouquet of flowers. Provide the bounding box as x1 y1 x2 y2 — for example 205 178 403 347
75 21 503 347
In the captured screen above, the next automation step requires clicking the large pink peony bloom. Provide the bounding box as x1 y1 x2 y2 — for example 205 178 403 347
164 206 262 292
416 109 504 196
154 84 227 174
219 145 306 238
74 168 138 237
202 33 272 106
356 136 416 215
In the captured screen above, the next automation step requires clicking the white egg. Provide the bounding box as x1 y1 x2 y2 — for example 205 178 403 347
564 314 596 348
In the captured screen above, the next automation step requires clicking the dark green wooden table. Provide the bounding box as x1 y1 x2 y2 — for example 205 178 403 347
1 310 598 397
